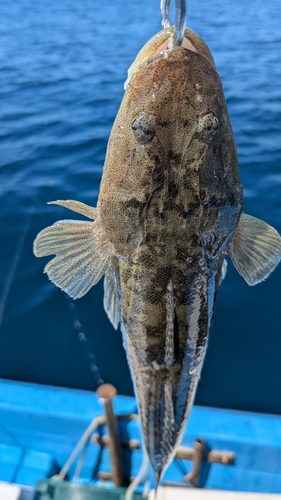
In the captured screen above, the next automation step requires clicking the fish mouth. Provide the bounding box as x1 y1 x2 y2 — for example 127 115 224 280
125 26 216 89
153 34 199 56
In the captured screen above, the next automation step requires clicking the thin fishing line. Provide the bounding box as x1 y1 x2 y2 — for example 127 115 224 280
0 206 35 329
64 293 104 389
0 421 27 483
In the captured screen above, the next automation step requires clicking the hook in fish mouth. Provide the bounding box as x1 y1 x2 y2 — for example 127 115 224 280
160 0 187 45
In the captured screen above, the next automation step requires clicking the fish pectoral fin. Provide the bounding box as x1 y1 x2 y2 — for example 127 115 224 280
33 220 114 299
227 213 281 286
48 200 99 220
103 261 120 330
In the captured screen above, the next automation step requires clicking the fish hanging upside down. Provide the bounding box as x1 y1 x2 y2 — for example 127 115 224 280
34 27 281 479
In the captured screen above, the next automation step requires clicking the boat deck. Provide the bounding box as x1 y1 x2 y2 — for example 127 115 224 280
0 379 281 496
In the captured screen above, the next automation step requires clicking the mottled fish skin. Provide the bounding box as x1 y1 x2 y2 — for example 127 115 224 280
98 28 243 474
34 27 281 481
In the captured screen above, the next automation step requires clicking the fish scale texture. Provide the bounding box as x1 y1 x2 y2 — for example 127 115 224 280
33 25 281 478
97 31 243 474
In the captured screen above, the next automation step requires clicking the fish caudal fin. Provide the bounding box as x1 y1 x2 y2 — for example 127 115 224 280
34 201 114 298
103 261 120 330
227 213 281 286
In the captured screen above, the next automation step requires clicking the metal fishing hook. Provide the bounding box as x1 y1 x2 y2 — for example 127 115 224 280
160 0 171 28
160 0 187 44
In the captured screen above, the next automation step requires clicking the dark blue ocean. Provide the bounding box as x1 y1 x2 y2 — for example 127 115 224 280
0 0 281 414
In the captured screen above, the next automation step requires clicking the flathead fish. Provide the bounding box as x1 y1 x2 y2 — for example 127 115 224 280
34 27 281 479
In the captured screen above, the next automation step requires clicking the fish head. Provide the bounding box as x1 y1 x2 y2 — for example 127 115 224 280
99 27 242 258
128 50 218 156
125 26 233 163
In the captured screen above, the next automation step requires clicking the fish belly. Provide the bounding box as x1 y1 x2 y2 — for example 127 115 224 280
118 242 220 475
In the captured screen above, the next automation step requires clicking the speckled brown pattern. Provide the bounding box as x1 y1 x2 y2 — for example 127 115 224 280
98 30 243 475
34 26 281 479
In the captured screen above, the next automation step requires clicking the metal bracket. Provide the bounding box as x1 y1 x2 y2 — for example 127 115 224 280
171 438 235 488
94 384 235 488
53 383 235 489
94 435 235 487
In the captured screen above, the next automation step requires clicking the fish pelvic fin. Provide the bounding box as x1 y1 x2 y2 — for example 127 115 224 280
227 213 281 286
34 215 114 299
103 261 120 330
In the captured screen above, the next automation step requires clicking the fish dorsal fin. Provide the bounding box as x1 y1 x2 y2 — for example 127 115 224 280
227 213 281 286
48 200 98 219
103 261 120 330
34 219 114 299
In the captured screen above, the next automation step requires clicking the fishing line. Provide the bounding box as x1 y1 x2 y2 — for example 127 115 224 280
0 421 27 483
64 293 104 389
174 457 188 476
0 205 35 329
36 199 104 389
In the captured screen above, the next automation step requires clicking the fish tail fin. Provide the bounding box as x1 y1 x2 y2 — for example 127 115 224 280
34 200 114 298
154 471 162 497
227 213 281 286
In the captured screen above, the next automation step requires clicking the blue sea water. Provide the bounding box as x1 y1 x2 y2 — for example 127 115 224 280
0 0 281 413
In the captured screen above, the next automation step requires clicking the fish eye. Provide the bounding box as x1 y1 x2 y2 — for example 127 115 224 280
197 113 220 143
131 112 156 143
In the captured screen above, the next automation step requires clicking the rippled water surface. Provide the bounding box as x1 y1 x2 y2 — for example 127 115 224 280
0 0 281 412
